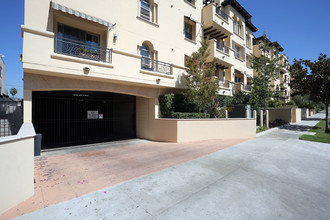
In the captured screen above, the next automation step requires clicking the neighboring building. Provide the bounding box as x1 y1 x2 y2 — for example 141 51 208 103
253 36 291 103
22 0 203 148
202 0 258 96
0 55 7 96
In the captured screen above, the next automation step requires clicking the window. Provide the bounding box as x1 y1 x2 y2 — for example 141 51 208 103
140 43 152 70
184 17 196 41
246 35 251 48
237 22 241 36
235 76 240 83
56 23 104 62
233 19 243 38
185 0 195 6
139 0 158 24
140 0 151 20
234 45 241 59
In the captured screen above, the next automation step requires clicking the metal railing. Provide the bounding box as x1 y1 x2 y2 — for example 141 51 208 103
216 7 228 21
243 84 252 91
219 80 230 88
55 36 112 63
141 57 172 75
216 42 229 55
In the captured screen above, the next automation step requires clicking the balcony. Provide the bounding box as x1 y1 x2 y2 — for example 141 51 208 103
141 57 172 75
216 42 229 55
202 4 233 36
219 80 230 88
215 7 228 21
55 36 112 63
243 84 252 92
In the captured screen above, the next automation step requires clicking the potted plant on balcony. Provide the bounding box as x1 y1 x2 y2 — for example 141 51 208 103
77 46 100 60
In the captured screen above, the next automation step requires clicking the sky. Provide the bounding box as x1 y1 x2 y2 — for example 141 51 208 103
0 0 329 98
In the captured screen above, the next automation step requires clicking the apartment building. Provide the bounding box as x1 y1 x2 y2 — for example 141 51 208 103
202 0 258 96
22 0 204 148
253 36 291 103
22 0 259 149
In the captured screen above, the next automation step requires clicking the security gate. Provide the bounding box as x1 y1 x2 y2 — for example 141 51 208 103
32 91 136 149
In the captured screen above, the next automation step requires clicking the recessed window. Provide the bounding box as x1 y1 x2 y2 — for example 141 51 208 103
233 19 244 38
140 0 151 20
140 43 152 70
184 17 196 42
185 0 195 6
246 35 251 48
139 0 158 24
55 23 108 62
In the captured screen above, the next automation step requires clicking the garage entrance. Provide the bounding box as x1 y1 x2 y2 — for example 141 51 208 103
32 91 136 149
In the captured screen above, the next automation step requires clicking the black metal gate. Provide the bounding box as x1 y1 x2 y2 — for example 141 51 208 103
32 91 136 149
0 99 23 137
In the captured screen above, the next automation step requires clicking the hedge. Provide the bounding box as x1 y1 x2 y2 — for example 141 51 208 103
171 112 210 119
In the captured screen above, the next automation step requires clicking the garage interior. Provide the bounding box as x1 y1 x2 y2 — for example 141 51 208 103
32 91 136 149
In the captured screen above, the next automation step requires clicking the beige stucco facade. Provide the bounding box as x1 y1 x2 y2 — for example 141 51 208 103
22 0 257 148
22 0 204 125
202 0 257 96
253 37 291 103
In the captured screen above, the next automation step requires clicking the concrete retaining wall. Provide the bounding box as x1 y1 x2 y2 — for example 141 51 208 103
0 124 35 214
267 108 305 123
137 97 256 142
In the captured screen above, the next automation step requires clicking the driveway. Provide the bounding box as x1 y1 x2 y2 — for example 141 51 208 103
14 111 330 219
1 138 247 220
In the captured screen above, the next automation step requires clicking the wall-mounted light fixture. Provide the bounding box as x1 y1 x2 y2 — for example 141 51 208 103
113 33 118 42
156 78 161 84
83 67 90 74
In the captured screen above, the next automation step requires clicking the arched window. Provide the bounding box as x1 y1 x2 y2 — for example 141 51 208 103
140 42 154 70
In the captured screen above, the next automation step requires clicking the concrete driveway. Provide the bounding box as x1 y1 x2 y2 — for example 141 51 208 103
15 111 330 219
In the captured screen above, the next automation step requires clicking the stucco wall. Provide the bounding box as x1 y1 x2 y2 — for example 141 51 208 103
137 97 256 143
0 124 35 214
268 108 292 123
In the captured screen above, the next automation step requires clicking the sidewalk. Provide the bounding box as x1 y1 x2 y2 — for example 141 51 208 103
14 111 330 220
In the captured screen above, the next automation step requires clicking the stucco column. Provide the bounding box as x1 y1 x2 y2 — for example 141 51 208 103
225 110 228 119
245 110 249 118
266 110 269 128
23 89 32 123
253 110 257 119
260 110 264 127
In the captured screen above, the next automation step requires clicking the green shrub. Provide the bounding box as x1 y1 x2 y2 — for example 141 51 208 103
293 95 310 108
171 112 210 119
286 100 296 106
159 93 174 118
267 99 283 108
303 103 315 110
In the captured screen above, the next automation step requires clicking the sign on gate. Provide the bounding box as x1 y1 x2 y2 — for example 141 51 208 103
87 110 98 119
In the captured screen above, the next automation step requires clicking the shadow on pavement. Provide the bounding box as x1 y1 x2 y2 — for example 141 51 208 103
303 118 324 121
279 124 315 132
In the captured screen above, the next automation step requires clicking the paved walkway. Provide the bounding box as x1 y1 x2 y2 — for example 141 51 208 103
13 112 330 219
1 138 247 220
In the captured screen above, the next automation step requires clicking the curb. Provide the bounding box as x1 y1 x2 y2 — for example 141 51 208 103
256 123 291 137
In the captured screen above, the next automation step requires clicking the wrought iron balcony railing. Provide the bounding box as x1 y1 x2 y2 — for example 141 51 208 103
215 7 228 21
219 80 230 88
243 84 252 91
216 42 229 55
55 36 112 63
141 57 172 75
